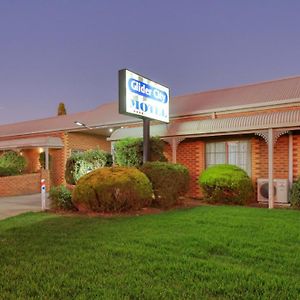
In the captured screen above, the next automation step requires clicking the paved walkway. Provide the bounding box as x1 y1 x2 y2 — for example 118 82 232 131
0 193 49 221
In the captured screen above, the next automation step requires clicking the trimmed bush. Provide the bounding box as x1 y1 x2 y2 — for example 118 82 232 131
0 151 27 176
65 149 113 184
0 166 19 177
198 164 254 205
72 167 153 212
49 185 75 210
289 179 300 208
114 137 166 167
140 162 190 208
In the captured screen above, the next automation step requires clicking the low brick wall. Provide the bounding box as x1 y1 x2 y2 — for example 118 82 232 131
0 169 50 197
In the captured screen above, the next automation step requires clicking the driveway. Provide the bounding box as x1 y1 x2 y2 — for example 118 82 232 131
0 193 49 221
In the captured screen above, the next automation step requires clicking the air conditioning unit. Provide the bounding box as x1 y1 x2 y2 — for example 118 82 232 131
257 179 289 204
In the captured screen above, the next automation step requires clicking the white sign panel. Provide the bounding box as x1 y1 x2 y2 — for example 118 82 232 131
119 69 169 123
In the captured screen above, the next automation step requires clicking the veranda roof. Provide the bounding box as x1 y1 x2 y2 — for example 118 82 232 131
0 136 63 150
108 110 300 141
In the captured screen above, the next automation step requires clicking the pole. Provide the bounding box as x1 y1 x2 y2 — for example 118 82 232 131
45 147 49 170
143 118 150 163
41 179 46 211
268 128 274 209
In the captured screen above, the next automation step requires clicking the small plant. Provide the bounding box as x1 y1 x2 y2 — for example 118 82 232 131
198 164 254 205
114 137 166 167
140 162 190 208
65 149 113 184
49 185 75 210
72 167 153 212
0 151 27 176
39 152 52 169
289 178 300 208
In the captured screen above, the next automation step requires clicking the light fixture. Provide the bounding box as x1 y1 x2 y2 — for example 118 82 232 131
74 121 85 127
109 128 113 133
74 121 92 129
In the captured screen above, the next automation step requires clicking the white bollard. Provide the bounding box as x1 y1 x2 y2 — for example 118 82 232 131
41 179 46 211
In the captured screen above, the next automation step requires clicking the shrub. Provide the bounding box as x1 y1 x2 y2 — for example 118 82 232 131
140 162 190 208
49 185 75 210
72 167 153 212
39 152 52 169
0 166 19 177
198 164 254 205
65 149 113 184
289 179 300 208
114 137 166 167
0 151 27 176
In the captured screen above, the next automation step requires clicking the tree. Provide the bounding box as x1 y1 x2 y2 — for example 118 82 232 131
57 102 67 115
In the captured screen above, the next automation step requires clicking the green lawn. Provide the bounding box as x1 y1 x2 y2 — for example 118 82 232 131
0 206 299 299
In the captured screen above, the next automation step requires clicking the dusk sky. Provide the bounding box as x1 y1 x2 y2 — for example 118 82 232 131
1 0 300 125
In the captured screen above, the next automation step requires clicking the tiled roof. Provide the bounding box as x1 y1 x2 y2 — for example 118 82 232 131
1 75 300 138
0 103 135 138
171 75 300 116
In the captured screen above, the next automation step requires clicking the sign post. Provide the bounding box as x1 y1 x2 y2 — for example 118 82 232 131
119 69 170 163
41 179 46 211
143 119 150 162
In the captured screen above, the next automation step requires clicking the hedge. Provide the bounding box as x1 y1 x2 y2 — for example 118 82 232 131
289 178 300 208
114 137 166 167
72 167 153 212
65 149 113 184
140 162 190 208
0 151 27 177
198 164 254 205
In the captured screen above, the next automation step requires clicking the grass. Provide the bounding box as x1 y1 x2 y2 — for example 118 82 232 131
0 206 299 299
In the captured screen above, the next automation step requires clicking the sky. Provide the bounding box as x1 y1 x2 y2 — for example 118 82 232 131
1 0 300 125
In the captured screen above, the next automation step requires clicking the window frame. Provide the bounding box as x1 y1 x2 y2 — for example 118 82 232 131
205 139 252 175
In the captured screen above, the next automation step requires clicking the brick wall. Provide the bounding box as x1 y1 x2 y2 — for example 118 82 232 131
66 132 110 156
22 148 40 173
293 133 300 181
0 169 50 197
171 134 292 199
176 139 205 198
252 135 289 180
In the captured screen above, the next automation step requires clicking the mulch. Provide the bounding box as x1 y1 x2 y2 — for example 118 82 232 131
48 197 206 218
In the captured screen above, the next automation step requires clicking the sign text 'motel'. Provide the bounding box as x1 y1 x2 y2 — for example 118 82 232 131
119 69 170 123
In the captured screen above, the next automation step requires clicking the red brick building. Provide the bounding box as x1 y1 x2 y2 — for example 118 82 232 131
1 76 300 207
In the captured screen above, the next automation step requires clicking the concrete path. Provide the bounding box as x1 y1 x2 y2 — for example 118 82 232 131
0 193 49 221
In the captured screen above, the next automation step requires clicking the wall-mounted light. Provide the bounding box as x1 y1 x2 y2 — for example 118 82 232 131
74 121 85 126
74 121 92 130
109 128 113 133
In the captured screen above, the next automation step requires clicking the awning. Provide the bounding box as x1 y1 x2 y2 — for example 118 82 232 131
108 110 300 141
0 136 64 150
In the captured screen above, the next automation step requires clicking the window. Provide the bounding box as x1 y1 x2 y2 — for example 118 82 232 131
206 140 251 174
